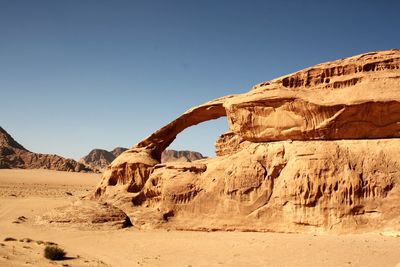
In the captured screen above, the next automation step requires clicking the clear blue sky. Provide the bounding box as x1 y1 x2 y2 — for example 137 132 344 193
1 0 399 159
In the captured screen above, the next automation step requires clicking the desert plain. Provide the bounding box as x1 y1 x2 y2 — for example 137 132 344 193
2 50 400 266
0 169 399 267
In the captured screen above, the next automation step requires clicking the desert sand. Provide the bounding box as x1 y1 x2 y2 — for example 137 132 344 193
0 169 399 267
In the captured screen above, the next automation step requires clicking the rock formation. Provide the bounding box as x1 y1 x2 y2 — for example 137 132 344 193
80 149 116 172
37 200 132 229
111 147 128 158
0 127 93 172
81 148 204 172
90 49 400 233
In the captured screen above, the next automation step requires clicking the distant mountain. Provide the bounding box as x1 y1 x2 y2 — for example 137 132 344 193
80 147 205 172
110 147 128 158
0 127 93 172
79 149 115 171
161 150 205 163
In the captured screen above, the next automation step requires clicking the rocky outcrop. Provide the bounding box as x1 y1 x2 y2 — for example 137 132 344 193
91 49 400 233
37 200 132 229
80 149 116 172
81 147 205 172
120 140 399 233
0 127 93 172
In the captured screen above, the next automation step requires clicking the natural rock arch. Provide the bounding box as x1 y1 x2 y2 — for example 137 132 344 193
136 97 228 161
91 49 400 234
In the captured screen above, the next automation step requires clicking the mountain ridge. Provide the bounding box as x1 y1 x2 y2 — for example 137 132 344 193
80 147 205 172
0 127 93 172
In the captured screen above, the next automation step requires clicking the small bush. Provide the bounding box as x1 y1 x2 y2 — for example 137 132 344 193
44 245 66 260
4 237 17 242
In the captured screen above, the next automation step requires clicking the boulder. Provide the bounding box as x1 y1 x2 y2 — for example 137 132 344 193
37 200 132 229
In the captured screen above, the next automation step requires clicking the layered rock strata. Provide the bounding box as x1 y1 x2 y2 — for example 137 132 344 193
92 50 400 233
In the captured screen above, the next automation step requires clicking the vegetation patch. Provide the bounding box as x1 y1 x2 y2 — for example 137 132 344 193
44 245 66 261
20 238 33 243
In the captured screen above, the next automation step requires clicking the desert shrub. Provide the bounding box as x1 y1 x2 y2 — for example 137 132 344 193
4 237 17 241
44 245 66 260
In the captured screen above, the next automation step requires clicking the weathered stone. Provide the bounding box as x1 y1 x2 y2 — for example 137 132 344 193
37 200 132 229
92 50 400 233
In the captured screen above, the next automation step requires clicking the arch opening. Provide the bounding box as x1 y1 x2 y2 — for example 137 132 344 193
136 100 227 161
165 116 229 159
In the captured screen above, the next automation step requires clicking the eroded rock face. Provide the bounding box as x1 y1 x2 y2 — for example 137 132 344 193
92 50 400 233
122 140 399 232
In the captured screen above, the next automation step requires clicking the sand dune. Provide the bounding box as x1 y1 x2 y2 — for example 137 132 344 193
0 169 399 267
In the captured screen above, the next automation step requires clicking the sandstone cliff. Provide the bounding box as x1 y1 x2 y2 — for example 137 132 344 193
80 147 204 172
0 127 93 172
90 49 400 233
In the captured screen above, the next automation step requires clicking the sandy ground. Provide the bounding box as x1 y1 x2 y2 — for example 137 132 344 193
0 169 399 267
